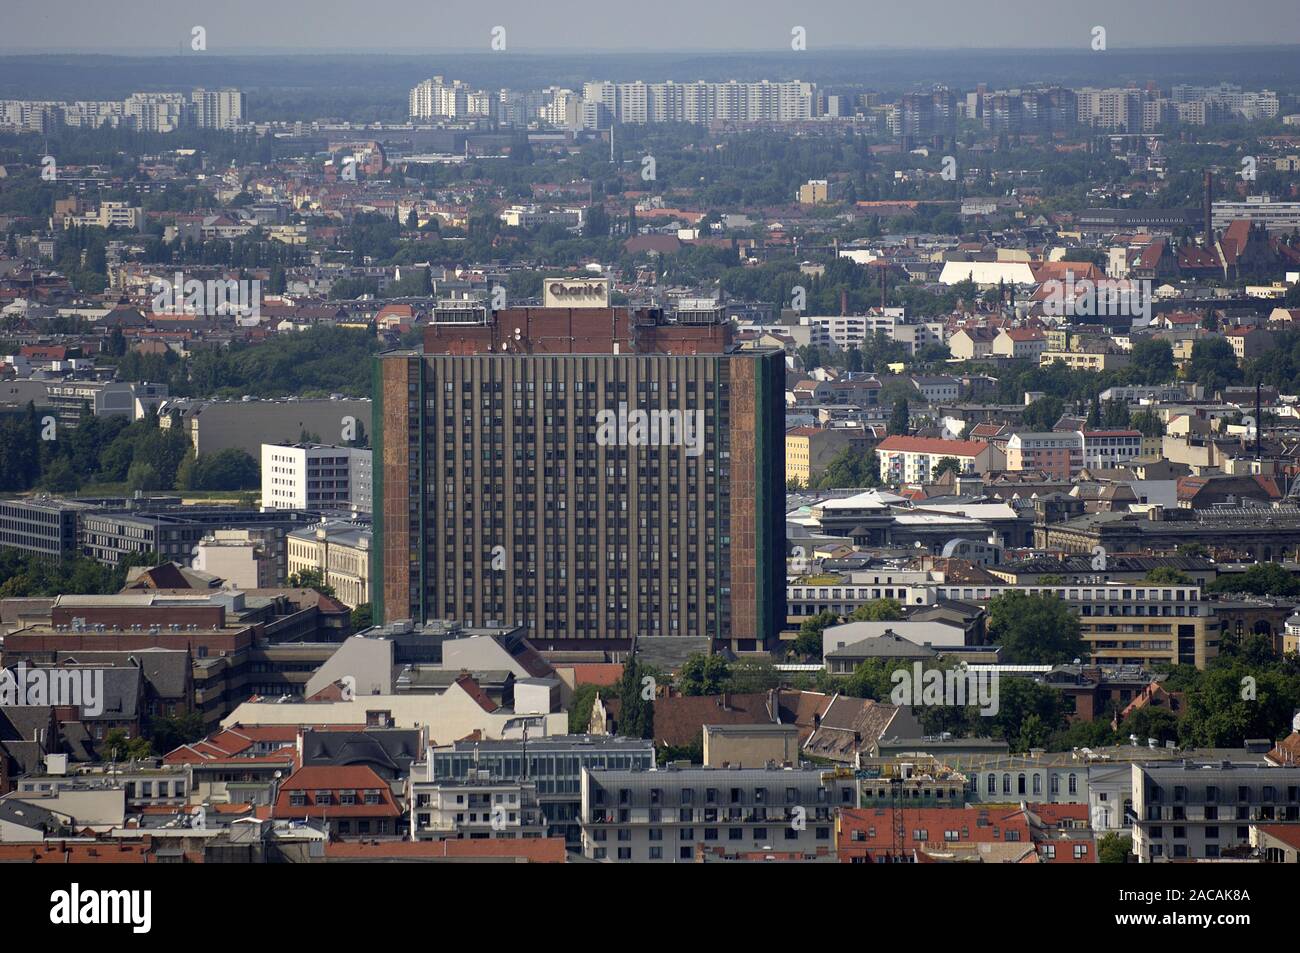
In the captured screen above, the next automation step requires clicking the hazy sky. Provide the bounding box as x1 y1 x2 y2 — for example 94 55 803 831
6 0 1300 52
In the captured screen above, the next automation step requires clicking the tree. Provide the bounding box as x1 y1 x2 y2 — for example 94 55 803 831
179 448 260 491
126 460 161 492
103 728 152 762
1117 706 1180 747
990 679 1069 751
1098 832 1132 864
1145 567 1192 585
811 446 880 490
583 203 610 238
147 711 205 754
1178 663 1300 748
1021 395 1064 432
350 602 372 630
988 591 1085 664
568 683 601 734
1086 393 1102 429
794 611 840 659
617 657 654 739
1205 563 1298 597
287 567 336 598
40 457 82 493
679 653 732 694
1187 337 1243 394
850 598 904 622
889 397 910 435
1102 399 1130 429
1131 410 1165 438
1129 338 1174 384
932 456 962 480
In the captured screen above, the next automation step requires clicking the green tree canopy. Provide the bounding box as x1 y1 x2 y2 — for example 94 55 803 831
988 591 1085 664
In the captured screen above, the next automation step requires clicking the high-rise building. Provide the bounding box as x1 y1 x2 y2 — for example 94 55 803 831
409 77 496 120
190 88 246 129
372 281 786 652
124 92 187 133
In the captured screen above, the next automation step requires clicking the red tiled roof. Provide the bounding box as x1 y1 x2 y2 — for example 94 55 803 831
1255 824 1300 850
323 838 566 863
0 841 151 863
453 674 499 713
567 663 623 687
838 806 1031 860
273 765 401 819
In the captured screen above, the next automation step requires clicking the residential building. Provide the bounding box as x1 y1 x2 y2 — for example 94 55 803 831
875 436 1002 483
1006 431 1083 479
414 735 655 847
1131 761 1300 862
578 765 855 862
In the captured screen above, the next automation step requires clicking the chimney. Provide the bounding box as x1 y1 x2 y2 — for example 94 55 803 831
1255 381 1262 461
1203 170 1214 240
840 289 848 317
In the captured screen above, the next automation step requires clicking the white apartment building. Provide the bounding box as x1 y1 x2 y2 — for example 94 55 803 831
190 88 246 129
582 79 815 126
63 201 143 230
875 435 998 483
409 77 495 120
1080 429 1144 470
124 92 187 133
1076 87 1146 131
262 443 370 512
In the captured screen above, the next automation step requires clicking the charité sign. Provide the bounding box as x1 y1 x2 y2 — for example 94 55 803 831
543 277 610 309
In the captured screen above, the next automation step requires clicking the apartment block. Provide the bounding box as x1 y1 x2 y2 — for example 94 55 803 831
1131 762 1300 862
579 766 855 862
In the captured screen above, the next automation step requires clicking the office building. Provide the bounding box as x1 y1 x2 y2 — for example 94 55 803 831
261 443 371 513
286 520 373 609
373 280 786 651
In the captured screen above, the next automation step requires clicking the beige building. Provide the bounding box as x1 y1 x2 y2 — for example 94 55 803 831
947 327 997 361
192 528 276 589
287 520 372 609
1039 350 1130 372
993 327 1047 360
798 179 842 204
